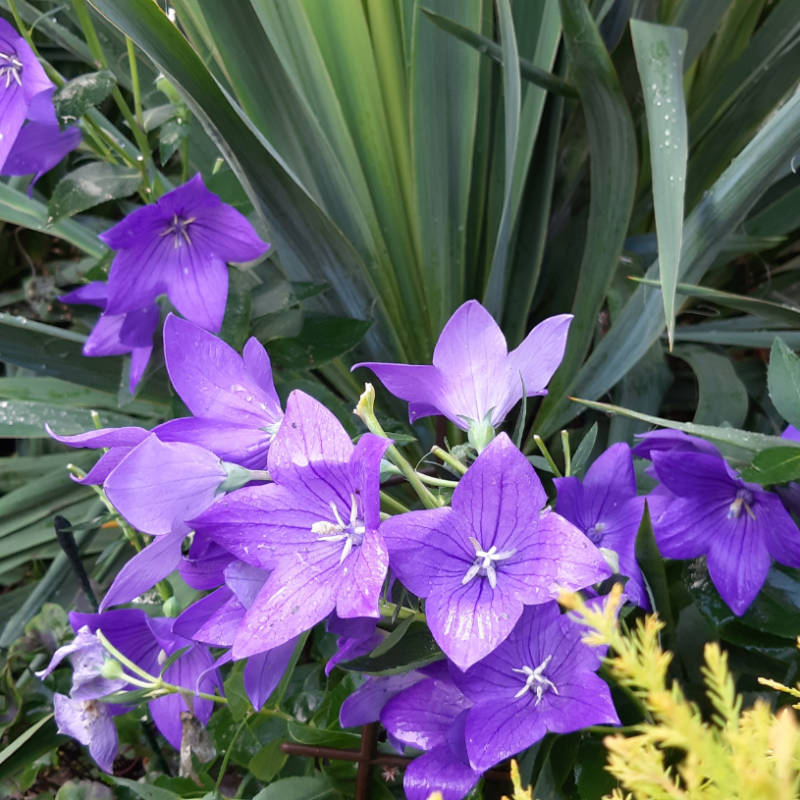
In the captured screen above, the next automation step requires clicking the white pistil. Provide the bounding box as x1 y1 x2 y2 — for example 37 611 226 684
0 52 22 88
461 536 515 589
159 213 197 247
727 488 756 520
311 494 365 563
512 655 558 704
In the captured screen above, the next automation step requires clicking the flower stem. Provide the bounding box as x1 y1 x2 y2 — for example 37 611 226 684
378 600 426 623
561 429 572 477
430 445 467 475
414 473 458 489
380 490 410 515
533 434 562 478
355 384 440 509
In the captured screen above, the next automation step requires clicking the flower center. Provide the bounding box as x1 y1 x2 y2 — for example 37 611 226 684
512 655 559 704
461 536 515 589
160 213 197 247
585 521 606 544
0 51 22 88
727 488 755 520
311 494 365 563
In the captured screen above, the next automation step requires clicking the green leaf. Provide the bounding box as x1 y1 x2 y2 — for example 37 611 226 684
419 7 577 97
49 162 142 219
267 314 371 370
569 423 597 478
0 182 105 257
768 337 800 429
634 502 674 634
287 722 361 750
0 399 142 438
341 622 443 675
532 0 637 440
248 738 287 783
368 614 416 658
740 447 800 484
108 778 182 800
54 70 117 122
691 563 800 641
572 397 797 454
55 783 114 800
631 20 688 350
251 776 338 800
673 344 748 428
158 116 190 164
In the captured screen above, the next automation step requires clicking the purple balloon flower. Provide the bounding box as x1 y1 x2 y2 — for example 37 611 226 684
59 281 159 393
452 602 619 772
155 314 283 469
192 390 391 658
380 665 481 800
354 300 572 431
382 433 609 670
100 174 269 332
649 449 800 615
0 18 57 171
2 120 80 191
554 443 649 608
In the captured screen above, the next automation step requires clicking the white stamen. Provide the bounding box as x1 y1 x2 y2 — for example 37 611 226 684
461 536 515 589
0 51 23 90
311 494 365 563
512 655 558 704
728 488 756 520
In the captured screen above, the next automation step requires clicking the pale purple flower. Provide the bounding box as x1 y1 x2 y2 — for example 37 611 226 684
380 664 481 800
382 433 609 670
59 281 159 393
649 449 800 615
452 602 619 771
554 443 649 608
100 174 269 332
354 300 572 431
155 314 283 469
0 18 56 171
192 390 391 658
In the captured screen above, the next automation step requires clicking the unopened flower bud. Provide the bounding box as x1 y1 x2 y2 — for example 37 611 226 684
100 658 124 680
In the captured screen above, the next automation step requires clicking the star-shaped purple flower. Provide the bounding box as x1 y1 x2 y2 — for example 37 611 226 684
354 300 572 431
100 174 269 332
649 449 800 615
452 601 619 772
154 314 283 469
59 281 159 393
192 390 391 657
382 433 609 670
554 443 649 608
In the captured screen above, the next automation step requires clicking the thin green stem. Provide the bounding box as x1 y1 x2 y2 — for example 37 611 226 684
380 490 410 515
216 715 250 790
415 473 458 489
561 429 571 477
430 445 467 475
533 434 562 478
378 600 426 623
355 385 440 509
125 37 145 133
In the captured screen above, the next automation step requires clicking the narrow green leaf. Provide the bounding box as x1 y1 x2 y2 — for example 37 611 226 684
569 423 597 478
0 182 105 256
0 713 53 767
369 614 416 658
342 621 443 675
673 344 748 428
531 0 637 441
635 502 674 633
631 276 800 328
286 722 361 750
108 778 181 800
49 162 142 219
631 20 688 350
572 397 796 454
419 7 577 97
768 337 800 429
482 0 521 316
741 447 800 485
54 70 117 122
0 399 142 438
675 328 800 349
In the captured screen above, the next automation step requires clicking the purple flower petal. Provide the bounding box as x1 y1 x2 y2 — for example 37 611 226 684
243 638 297 710
104 435 226 535
2 121 80 189
53 694 119 773
334 529 387 619
403 745 481 800
165 249 228 332
99 530 184 610
59 281 108 308
340 672 425 728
